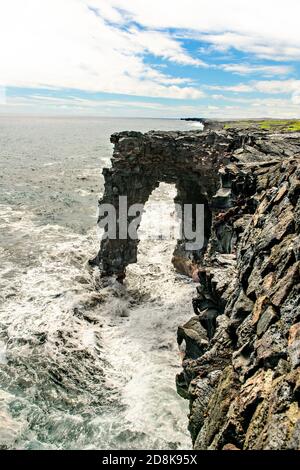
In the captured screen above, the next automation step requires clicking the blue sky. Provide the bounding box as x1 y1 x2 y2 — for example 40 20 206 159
0 0 300 118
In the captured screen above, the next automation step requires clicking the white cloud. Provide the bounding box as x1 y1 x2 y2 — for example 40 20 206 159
8 94 168 110
220 64 293 77
0 93 203 117
106 0 300 61
207 80 300 98
128 28 207 67
292 95 300 105
253 80 300 94
87 0 124 24
195 32 300 61
0 0 299 116
207 84 254 93
2 93 300 119
0 0 204 99
254 80 300 105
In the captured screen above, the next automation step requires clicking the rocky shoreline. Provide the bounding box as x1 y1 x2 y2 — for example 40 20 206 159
96 124 300 450
177 131 300 450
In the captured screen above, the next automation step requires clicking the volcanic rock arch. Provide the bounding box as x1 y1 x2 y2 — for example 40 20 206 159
93 129 236 279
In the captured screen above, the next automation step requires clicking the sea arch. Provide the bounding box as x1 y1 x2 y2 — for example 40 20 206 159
92 129 236 279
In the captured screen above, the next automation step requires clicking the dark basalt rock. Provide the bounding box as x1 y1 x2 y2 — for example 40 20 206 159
94 129 236 278
178 149 300 450
94 126 300 450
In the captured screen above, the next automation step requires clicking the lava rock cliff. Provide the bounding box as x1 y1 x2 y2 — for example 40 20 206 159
96 127 300 449
177 130 300 450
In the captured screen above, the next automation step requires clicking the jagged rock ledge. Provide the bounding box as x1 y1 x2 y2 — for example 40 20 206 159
176 131 300 450
94 126 300 449
94 128 299 278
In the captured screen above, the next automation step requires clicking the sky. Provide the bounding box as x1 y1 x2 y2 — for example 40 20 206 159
0 0 300 118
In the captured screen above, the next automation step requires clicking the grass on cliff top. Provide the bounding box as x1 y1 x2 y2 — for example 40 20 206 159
223 119 300 132
259 120 300 131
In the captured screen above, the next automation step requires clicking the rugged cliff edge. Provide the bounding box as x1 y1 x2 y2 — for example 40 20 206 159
95 126 300 450
176 130 300 450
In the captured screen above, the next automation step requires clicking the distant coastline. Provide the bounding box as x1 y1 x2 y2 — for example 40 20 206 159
180 118 300 132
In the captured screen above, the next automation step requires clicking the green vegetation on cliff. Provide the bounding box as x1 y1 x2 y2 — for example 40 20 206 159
224 119 300 132
259 120 300 131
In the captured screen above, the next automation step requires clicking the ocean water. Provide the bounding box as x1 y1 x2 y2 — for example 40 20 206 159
0 116 202 450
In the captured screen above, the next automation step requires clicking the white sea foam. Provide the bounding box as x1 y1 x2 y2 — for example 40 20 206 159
0 117 200 450
0 342 7 365
0 192 192 449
